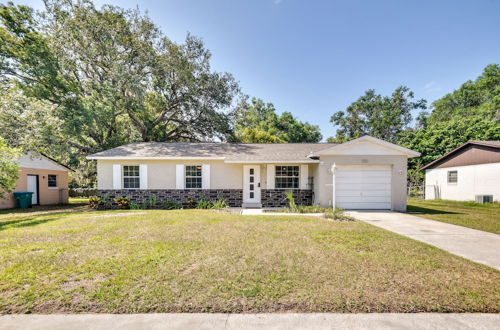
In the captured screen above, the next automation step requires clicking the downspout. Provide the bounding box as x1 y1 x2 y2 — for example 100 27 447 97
331 163 336 210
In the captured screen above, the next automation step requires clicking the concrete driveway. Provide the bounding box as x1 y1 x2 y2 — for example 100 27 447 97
346 211 500 270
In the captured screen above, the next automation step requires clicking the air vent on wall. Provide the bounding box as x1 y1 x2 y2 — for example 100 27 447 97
475 195 493 204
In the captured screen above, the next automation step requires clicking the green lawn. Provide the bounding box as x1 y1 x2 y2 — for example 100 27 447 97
0 206 499 313
407 198 500 234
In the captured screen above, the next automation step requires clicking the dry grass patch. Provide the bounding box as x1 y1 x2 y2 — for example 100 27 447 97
0 206 499 313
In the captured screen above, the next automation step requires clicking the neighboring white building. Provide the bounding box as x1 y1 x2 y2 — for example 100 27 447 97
422 141 500 202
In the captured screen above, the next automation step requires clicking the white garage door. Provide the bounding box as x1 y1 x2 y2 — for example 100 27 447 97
335 165 392 210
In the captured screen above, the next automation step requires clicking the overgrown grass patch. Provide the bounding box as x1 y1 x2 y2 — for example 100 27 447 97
0 205 498 313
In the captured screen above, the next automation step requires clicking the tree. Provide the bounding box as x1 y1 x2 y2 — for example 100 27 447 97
0 0 239 186
0 138 20 199
429 64 499 123
0 0 239 153
233 97 322 143
330 86 426 143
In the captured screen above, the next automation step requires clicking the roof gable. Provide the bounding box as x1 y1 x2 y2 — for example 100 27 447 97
17 152 71 172
421 141 500 170
311 136 420 158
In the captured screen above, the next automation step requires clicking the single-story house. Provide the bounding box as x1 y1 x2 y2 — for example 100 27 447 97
0 152 71 209
87 136 420 211
422 140 500 203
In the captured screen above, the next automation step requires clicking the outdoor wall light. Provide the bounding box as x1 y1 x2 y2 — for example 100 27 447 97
398 170 403 175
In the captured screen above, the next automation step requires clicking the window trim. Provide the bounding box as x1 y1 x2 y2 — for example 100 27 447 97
447 170 458 184
274 165 300 190
185 165 203 190
122 165 141 189
47 174 58 189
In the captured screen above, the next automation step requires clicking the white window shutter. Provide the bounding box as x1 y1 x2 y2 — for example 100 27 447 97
267 164 275 189
300 165 308 189
140 164 148 189
112 164 122 189
175 164 185 189
202 164 210 189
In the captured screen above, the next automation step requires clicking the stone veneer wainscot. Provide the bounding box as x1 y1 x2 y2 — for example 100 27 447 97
96 189 313 208
97 189 243 208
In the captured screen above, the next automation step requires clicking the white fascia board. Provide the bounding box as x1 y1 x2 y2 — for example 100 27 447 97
310 135 420 158
224 160 320 164
86 156 226 160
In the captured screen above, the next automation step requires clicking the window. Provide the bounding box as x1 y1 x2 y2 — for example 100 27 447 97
275 165 299 189
447 170 458 184
48 174 57 188
123 165 140 189
186 165 202 189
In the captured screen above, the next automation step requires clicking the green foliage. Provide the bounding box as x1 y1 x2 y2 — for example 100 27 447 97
285 191 297 211
146 195 157 209
330 86 426 143
212 198 228 209
129 202 146 210
0 0 239 186
232 98 322 143
114 197 129 209
196 199 212 209
0 138 20 199
88 196 101 208
323 208 354 221
429 64 499 123
278 205 329 213
162 200 183 210
330 64 499 187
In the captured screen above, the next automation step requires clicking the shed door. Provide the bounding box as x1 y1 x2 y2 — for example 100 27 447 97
335 165 392 210
27 175 39 205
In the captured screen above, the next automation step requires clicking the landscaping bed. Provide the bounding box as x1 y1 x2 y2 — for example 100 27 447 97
0 206 499 313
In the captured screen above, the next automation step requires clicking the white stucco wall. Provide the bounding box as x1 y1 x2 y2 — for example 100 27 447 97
425 162 500 201
96 160 312 191
313 155 408 211
97 160 243 190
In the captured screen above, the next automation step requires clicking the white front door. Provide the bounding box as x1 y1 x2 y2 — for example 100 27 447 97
27 175 38 205
243 165 261 204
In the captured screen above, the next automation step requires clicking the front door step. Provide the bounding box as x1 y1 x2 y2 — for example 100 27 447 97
242 203 262 209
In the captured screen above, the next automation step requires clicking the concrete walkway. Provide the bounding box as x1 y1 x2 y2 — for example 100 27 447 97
347 211 500 270
1 313 499 330
240 209 323 217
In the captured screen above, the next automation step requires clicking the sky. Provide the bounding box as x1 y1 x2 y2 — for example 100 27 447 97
13 0 500 140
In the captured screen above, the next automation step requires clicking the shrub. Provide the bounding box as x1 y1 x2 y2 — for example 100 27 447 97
147 195 157 208
114 196 130 209
187 198 197 209
196 199 212 209
163 200 183 210
212 198 228 209
89 196 101 209
129 202 142 209
323 207 354 221
285 191 297 211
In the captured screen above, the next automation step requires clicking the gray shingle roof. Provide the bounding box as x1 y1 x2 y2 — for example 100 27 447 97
87 142 338 162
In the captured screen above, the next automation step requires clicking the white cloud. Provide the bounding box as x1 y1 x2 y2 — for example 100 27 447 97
423 81 442 93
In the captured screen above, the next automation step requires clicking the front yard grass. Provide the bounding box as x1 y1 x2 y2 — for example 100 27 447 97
0 206 499 313
407 198 500 234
